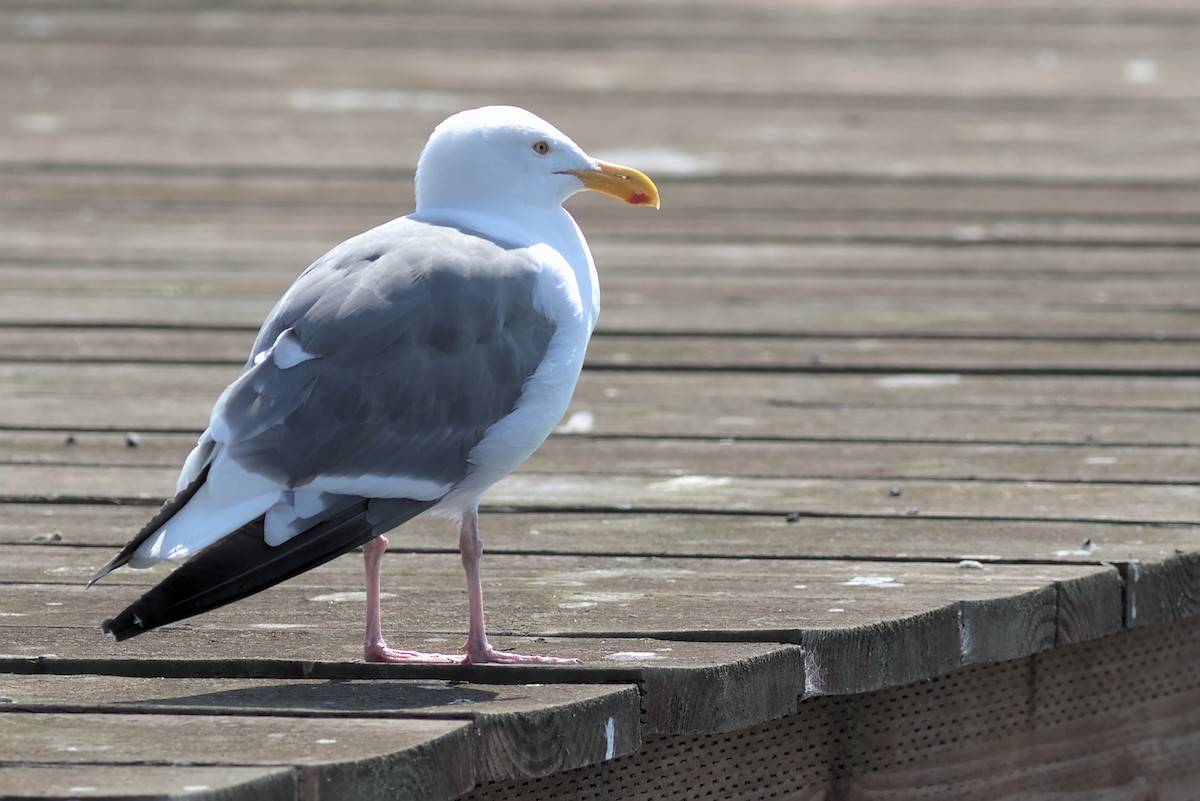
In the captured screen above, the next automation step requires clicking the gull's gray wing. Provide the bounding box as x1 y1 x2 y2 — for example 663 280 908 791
216 216 557 493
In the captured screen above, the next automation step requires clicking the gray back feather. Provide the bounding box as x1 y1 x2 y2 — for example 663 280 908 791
218 217 557 490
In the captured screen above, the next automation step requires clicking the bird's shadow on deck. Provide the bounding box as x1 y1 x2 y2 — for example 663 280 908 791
121 679 500 715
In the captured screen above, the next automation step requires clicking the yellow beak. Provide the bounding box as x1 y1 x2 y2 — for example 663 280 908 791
564 160 661 209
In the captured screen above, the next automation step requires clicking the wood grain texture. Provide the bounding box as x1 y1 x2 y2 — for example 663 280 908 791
463 616 1200 801
0 544 1120 697
5 463 1196 524
0 676 642 785
7 327 1200 373
0 635 804 743
1123 551 1200 629
0 713 475 801
637 644 806 735
5 364 1200 446
0 766 297 801
4 430 1200 489
5 501 1195 568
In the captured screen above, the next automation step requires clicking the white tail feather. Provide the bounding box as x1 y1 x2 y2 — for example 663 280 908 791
130 483 279 567
133 455 281 568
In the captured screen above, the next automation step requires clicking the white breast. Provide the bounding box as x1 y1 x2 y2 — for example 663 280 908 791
436 243 594 514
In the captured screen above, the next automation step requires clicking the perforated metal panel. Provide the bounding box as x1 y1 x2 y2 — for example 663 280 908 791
462 616 1200 800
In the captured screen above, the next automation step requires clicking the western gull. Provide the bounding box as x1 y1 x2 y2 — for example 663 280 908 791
88 105 660 664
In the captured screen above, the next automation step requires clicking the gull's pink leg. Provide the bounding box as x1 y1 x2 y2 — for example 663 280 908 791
361 534 460 664
459 506 579 665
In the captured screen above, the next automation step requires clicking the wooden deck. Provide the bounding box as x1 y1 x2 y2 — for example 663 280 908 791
2 1 1200 798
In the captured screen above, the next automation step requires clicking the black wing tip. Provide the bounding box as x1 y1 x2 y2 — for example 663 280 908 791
87 557 122 588
90 464 213 590
100 612 146 642
96 498 436 645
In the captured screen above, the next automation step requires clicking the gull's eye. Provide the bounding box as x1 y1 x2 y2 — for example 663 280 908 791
531 140 551 156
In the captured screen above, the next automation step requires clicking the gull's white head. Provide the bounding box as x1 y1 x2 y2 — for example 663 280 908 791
414 105 659 219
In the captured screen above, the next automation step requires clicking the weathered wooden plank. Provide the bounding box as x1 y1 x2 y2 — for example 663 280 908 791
1124 550 1200 629
484 436 1200 483
8 108 1200 184
463 616 1200 801
592 211 1200 247
5 462 1196 524
6 3 1200 54
596 335 1200 374
4 35 1198 112
12 499 1186 631
570 370 1200 416
9 207 1200 274
5 327 1200 373
6 430 1197 484
4 33 1200 183
0 641 806 738
7 500 1195 630
0 765 296 801
3 29 1198 114
10 213 1200 279
12 165 1200 223
0 294 1195 351
4 502 1194 568
6 363 1196 417
7 233 1199 338
0 673 606 722
9 191 1200 261
7 292 1199 341
8 249 1200 307
6 266 1200 331
4 103 1198 185
9 544 1113 633
1055 564 1126 645
600 239 1200 276
3 365 1198 445
7 191 1200 340
0 546 1122 694
4 405 1194 451
476 473 1196 525
0 677 641 785
0 712 475 801
12 169 1200 226
557 385 1200 446
599 302 1200 340
633 644 807 735
10 181 1200 256
6 0 1200 189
